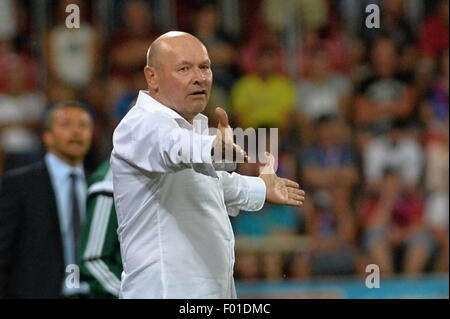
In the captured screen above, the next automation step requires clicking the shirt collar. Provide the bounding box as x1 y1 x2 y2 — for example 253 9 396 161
45 152 85 181
135 90 209 130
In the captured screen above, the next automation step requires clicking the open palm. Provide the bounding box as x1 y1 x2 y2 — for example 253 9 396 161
259 153 305 207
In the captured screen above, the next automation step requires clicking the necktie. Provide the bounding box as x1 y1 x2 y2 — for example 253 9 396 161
69 172 81 254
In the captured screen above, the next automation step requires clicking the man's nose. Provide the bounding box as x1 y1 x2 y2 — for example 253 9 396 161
192 67 206 84
70 125 85 136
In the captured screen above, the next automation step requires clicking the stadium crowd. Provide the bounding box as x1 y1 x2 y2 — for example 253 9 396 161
0 0 448 287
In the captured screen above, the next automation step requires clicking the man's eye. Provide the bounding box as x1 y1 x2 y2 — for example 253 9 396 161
201 65 210 70
179 66 188 72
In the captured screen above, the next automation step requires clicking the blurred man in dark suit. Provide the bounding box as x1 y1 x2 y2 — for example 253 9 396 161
0 101 93 298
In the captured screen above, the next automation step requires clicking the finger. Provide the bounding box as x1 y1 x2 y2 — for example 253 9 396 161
287 189 305 200
233 144 249 162
287 188 305 196
286 198 303 207
288 193 305 202
215 107 229 128
282 178 299 188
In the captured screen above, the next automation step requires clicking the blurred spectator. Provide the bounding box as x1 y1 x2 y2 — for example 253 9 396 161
239 27 286 75
0 102 93 298
111 71 142 124
347 38 371 87
296 50 352 142
364 119 424 193
234 154 301 281
0 0 18 41
297 23 349 77
0 54 45 173
359 0 415 50
290 115 360 278
231 47 296 129
233 202 300 238
261 0 327 33
108 0 160 80
359 169 432 277
300 115 359 205
415 0 449 95
44 0 101 91
424 121 448 272
0 39 39 93
354 37 416 137
420 50 449 143
190 2 238 93
233 201 301 281
419 0 449 59
0 0 32 54
234 251 260 282
106 0 160 139
289 194 361 279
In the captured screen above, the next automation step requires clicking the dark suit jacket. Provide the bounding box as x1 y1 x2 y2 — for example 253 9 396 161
0 160 66 298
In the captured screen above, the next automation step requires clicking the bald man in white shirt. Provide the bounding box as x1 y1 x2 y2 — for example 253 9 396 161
111 31 305 299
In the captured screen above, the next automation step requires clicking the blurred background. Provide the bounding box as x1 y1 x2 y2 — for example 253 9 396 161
0 0 448 298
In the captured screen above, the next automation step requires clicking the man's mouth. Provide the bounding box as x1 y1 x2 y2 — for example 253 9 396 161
68 140 83 147
188 89 207 97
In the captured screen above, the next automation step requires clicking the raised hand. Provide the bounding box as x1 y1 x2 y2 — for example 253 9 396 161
259 152 305 207
212 107 248 162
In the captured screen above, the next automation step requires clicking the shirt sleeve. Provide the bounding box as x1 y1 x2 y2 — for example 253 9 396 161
112 111 218 177
218 172 267 217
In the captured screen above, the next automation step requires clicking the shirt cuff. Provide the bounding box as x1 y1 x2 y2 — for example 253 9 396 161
241 175 267 211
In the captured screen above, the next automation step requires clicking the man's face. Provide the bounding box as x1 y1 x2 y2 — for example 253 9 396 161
44 107 93 165
150 37 213 121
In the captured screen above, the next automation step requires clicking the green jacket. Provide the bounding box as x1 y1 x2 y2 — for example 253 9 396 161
78 160 122 298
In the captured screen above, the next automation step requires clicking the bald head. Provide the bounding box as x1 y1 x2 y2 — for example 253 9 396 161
146 31 207 69
143 31 213 123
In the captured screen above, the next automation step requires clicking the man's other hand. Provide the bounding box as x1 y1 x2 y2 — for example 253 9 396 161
259 152 305 207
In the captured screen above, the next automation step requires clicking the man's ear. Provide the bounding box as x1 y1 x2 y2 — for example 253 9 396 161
144 66 159 92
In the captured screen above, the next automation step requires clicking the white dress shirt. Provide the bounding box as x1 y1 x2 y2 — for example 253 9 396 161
111 91 266 299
